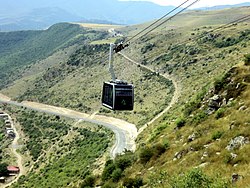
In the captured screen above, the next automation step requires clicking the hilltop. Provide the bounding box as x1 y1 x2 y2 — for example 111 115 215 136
0 6 250 188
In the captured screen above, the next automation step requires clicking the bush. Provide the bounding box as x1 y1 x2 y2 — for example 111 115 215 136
212 131 224 140
102 161 116 181
102 181 117 188
162 139 170 149
81 175 95 188
170 169 229 188
215 108 226 119
175 117 186 128
191 111 207 124
244 54 250 65
139 147 154 164
115 153 133 171
111 168 123 182
152 143 167 157
123 177 143 188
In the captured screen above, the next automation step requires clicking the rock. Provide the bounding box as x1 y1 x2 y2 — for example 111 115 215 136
232 173 243 183
207 94 222 112
211 94 220 101
204 143 212 149
188 133 197 142
232 173 239 183
230 153 237 159
238 105 247 111
226 136 249 151
238 101 245 106
197 162 209 168
201 151 208 160
208 100 220 108
189 147 195 152
174 150 186 160
229 121 236 130
221 98 227 107
236 83 241 89
148 167 154 171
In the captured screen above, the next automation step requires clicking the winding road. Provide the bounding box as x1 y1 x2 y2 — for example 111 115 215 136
0 53 180 187
0 53 180 158
0 94 137 158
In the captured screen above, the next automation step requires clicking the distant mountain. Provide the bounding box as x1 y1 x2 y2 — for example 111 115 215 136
0 0 249 31
0 0 175 31
0 7 82 31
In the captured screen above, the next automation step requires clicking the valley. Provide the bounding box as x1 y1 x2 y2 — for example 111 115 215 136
0 5 250 188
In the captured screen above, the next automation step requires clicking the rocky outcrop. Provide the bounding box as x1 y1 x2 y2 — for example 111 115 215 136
226 136 249 151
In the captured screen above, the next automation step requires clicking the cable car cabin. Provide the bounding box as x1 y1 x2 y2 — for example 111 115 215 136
102 81 134 110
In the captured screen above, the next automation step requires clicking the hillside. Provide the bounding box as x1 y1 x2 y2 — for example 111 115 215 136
0 23 109 89
0 6 250 188
98 7 250 187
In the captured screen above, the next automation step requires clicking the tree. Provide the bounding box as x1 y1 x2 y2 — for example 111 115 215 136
81 175 95 188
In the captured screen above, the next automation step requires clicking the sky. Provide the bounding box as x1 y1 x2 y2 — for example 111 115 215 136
120 0 250 8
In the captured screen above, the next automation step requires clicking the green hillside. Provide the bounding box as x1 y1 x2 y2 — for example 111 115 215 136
4 107 113 188
0 6 250 188
98 7 250 188
0 23 109 88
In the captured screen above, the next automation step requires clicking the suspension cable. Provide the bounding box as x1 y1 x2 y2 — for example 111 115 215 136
113 0 201 53
126 0 200 44
125 0 192 43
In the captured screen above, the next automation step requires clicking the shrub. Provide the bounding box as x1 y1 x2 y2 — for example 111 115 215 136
102 161 116 181
123 177 143 188
162 138 170 149
191 111 207 124
111 168 123 182
212 131 224 140
102 181 117 188
115 153 133 171
170 169 229 188
152 143 167 157
175 117 186 128
244 53 250 65
81 175 95 188
215 108 226 119
139 147 154 164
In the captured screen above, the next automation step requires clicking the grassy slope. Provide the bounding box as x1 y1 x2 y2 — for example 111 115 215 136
1 33 174 128
127 63 250 188
0 23 108 89
102 7 250 187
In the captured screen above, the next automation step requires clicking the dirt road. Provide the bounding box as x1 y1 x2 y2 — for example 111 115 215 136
0 96 138 158
2 115 24 188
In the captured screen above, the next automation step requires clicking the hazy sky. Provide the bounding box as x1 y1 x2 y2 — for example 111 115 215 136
120 0 250 8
